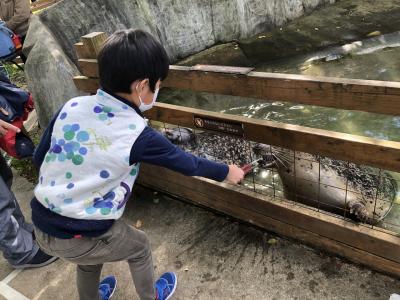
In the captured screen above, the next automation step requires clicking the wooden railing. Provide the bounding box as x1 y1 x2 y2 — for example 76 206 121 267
76 61 400 116
72 32 400 278
74 33 400 173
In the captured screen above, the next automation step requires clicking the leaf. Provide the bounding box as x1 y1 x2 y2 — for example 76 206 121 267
134 220 143 229
367 31 381 37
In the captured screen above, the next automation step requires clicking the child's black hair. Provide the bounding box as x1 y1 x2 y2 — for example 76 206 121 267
98 29 169 93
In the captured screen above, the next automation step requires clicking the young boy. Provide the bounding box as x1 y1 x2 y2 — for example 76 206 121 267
31 29 244 300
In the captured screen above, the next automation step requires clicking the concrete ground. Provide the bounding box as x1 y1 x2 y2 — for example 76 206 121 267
0 171 399 300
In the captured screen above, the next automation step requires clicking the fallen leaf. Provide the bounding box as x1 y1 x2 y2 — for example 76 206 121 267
367 30 381 37
135 220 143 229
267 238 277 245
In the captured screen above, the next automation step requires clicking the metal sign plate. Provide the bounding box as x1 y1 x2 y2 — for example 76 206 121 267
194 115 244 137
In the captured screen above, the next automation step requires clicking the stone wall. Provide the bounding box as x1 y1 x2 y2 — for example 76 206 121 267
24 0 334 126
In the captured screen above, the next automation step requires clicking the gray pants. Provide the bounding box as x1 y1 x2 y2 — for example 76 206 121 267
0 154 38 266
35 219 156 300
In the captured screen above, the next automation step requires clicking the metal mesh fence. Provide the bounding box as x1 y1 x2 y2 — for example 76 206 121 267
148 120 400 236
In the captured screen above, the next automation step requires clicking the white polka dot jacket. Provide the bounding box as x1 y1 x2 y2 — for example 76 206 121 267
31 89 229 239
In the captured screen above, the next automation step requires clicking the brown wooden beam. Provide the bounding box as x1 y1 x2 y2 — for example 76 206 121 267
80 32 108 59
138 163 400 277
75 61 400 115
73 76 99 93
145 102 400 172
163 65 400 116
77 59 98 77
70 78 400 172
74 43 95 60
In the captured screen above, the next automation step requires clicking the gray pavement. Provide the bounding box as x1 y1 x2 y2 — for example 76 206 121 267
0 171 399 300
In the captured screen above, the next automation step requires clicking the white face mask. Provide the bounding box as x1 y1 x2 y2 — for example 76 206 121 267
137 84 159 112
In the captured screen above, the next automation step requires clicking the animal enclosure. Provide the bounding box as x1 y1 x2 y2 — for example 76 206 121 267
73 32 400 278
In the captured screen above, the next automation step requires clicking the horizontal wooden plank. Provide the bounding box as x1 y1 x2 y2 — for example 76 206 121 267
74 62 400 115
145 102 400 172
80 32 108 59
70 77 400 171
74 43 95 59
78 59 98 77
140 164 400 263
73 76 99 93
137 164 400 277
164 66 400 115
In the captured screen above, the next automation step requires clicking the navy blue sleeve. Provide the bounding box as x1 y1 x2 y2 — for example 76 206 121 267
33 109 61 168
130 127 229 182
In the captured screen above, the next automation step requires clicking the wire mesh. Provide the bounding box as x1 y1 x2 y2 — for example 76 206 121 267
149 121 400 236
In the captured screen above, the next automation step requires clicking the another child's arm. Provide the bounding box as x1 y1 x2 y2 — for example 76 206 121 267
131 127 244 184
0 119 20 136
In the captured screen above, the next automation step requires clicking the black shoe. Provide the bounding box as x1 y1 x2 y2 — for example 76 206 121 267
13 249 59 269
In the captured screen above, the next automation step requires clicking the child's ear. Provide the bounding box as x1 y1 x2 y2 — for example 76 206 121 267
142 79 150 92
135 79 150 93
129 81 138 95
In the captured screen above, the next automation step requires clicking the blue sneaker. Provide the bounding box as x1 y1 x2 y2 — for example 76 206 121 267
99 275 117 300
155 272 177 300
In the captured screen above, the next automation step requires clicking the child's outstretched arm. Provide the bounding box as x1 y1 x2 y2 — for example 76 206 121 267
131 127 244 184
225 165 245 184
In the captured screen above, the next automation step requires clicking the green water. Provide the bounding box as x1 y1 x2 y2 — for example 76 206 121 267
159 32 400 234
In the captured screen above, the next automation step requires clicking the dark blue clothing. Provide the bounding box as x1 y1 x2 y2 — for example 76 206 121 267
0 64 10 84
31 90 229 239
0 76 30 122
31 199 113 239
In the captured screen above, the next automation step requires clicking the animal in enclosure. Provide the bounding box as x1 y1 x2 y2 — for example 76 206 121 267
162 127 397 225
162 127 260 164
252 144 396 225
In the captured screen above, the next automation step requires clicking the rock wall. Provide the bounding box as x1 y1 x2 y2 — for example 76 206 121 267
24 0 335 126
24 15 83 127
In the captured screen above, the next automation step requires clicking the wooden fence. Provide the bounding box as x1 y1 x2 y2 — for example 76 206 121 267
73 32 400 278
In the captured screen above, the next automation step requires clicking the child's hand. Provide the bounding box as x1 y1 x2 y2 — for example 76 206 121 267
226 165 244 184
0 120 20 137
